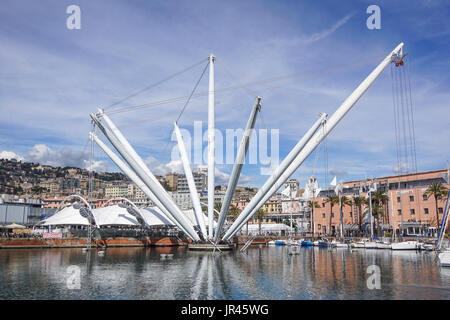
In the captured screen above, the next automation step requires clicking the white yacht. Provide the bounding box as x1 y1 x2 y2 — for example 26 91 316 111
331 240 348 248
391 240 419 250
350 241 365 249
376 241 391 249
364 241 378 249
438 249 450 267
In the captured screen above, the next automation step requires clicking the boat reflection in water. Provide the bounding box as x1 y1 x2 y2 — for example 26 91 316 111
0 246 448 299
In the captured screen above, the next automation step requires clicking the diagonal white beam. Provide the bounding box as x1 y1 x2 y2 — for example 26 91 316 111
90 112 200 241
174 122 208 238
223 43 405 241
213 97 261 242
90 132 193 237
222 112 327 240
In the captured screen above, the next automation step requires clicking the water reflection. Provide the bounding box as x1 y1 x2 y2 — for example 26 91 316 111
0 246 448 299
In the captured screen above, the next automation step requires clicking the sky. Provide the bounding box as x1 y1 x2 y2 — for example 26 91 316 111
0 0 449 190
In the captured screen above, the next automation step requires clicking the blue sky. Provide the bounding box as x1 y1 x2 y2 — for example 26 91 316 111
0 0 449 189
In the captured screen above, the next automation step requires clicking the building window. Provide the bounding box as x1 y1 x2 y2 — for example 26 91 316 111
398 209 402 215
409 196 414 202
322 213 326 218
437 194 442 200
439 207 443 214
397 196 401 202
322 203 325 207
424 208 429 214
410 209 415 215
423 194 428 201
331 213 334 218
350 211 352 217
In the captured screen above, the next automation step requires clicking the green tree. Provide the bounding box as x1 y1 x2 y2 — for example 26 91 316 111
339 195 353 239
307 200 320 236
424 182 448 228
353 196 365 235
372 191 389 235
214 203 222 219
228 204 240 221
254 208 267 235
325 195 339 236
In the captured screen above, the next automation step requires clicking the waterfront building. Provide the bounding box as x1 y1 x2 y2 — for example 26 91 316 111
285 179 299 190
104 184 129 199
0 195 55 226
169 192 195 210
165 173 179 191
177 171 207 194
313 169 450 237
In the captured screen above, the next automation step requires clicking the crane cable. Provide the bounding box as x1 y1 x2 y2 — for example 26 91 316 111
105 58 208 111
103 54 383 116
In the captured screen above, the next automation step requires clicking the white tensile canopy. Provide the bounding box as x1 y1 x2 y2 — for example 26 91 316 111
41 205 90 226
93 204 141 226
40 204 215 229
140 207 216 228
240 223 294 235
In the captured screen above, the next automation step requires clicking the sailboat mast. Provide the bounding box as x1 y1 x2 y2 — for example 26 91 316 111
207 54 215 239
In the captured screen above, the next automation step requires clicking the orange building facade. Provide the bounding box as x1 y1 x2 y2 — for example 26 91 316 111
312 169 449 237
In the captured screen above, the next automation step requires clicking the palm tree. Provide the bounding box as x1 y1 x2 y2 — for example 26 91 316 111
339 196 353 239
325 195 339 236
424 182 448 228
353 196 365 235
372 191 389 235
214 203 222 219
364 196 379 237
228 204 240 221
308 200 320 236
254 208 267 235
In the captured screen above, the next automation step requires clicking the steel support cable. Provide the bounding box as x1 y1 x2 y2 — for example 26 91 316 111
391 64 402 175
403 64 416 173
103 61 374 120
105 61 371 132
405 58 418 173
397 61 409 174
104 55 382 116
160 60 210 164
105 58 208 111
216 59 259 98
399 66 413 173
176 60 210 124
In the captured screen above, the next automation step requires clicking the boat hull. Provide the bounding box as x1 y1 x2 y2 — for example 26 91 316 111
391 241 418 250
438 251 450 267
364 242 378 249
350 242 365 249
376 243 391 249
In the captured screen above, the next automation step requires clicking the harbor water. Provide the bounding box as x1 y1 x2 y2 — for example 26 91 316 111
0 246 449 299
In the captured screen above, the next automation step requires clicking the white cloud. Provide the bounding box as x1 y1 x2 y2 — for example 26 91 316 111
23 144 108 171
0 150 24 161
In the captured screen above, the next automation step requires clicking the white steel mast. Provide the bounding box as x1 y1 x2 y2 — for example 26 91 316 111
174 122 208 238
90 111 200 241
222 112 327 240
223 43 405 241
213 97 261 242
90 132 193 238
207 54 215 239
